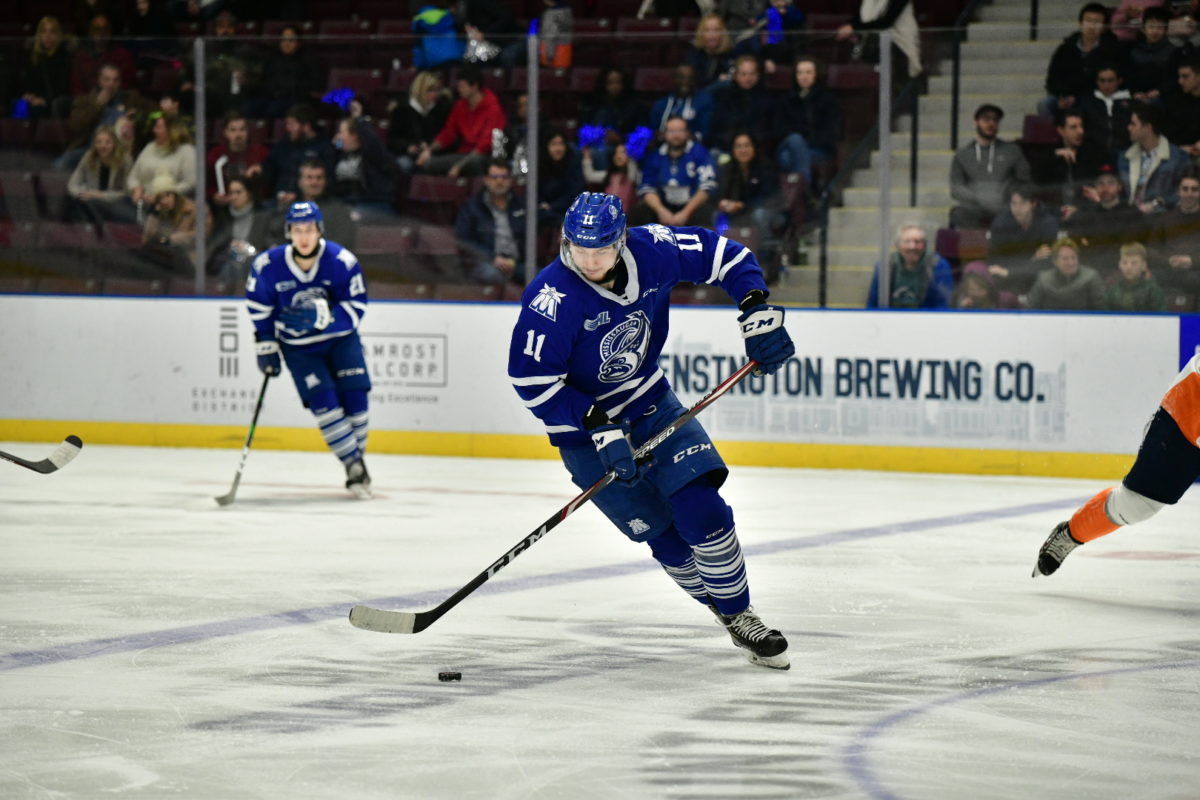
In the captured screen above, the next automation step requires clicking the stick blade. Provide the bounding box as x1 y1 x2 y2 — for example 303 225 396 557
348 604 418 634
47 436 83 470
213 493 237 507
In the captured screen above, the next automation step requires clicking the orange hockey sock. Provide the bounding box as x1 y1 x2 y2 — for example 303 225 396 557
1069 487 1120 543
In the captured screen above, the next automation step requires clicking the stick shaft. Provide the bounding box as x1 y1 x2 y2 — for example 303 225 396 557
216 372 271 505
349 359 759 634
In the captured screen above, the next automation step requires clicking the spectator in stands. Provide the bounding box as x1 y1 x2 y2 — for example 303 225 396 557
331 117 395 221
70 14 134 96
987 183 1060 295
649 64 714 145
455 157 526 286
582 141 640 211
141 172 204 274
128 113 196 205
580 67 646 162
417 64 506 178
71 0 123 37
720 0 770 48
265 104 336 207
1079 64 1133 156
1127 7 1176 101
1041 3 1127 116
1033 109 1106 217
463 0 524 67
500 92 550 172
388 71 453 175
757 0 806 74
949 104 1031 229
1118 100 1190 212
688 13 737 89
67 124 132 224
187 10 258 118
708 54 774 156
774 56 842 186
952 262 1002 309
19 16 74 119
123 0 174 66
537 131 586 225
716 131 786 277
248 24 325 120
1165 55 1200 162
1110 0 1162 42
866 223 954 309
1068 165 1149 272
1105 241 1168 310
628 116 718 227
269 160 357 250
1027 237 1105 309
208 175 270 283
1148 172 1200 309
61 62 145 171
207 112 268 205
413 1 466 71
836 0 923 79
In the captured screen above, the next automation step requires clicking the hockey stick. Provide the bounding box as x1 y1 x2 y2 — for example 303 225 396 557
348 359 759 634
0 436 83 474
214 372 271 507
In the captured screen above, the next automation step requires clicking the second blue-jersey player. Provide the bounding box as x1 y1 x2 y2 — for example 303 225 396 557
245 201 374 497
508 192 795 669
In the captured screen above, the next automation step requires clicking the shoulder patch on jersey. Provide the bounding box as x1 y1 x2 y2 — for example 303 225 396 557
529 284 566 322
336 248 358 268
252 252 270 272
643 224 676 245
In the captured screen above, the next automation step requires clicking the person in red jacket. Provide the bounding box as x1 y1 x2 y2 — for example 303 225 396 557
416 64 507 178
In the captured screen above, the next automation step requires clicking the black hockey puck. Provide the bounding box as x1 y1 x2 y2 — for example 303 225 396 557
438 671 462 682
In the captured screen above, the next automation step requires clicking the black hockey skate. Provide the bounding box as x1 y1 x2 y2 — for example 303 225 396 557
711 605 790 670
345 459 372 499
1033 521 1081 577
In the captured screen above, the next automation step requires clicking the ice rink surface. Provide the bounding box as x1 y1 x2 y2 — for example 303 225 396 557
2 442 1199 799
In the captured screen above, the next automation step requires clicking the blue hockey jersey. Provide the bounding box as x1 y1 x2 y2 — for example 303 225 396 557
245 239 368 347
638 140 718 211
509 224 768 446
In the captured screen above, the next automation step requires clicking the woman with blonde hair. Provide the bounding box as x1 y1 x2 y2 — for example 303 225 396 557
68 125 133 222
128 113 197 204
19 16 74 118
386 70 452 174
687 13 736 88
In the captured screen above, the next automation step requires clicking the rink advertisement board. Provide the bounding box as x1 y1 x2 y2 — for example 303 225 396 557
0 295 1188 477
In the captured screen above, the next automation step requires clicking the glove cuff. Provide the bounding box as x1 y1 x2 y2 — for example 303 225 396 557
313 298 333 331
582 404 613 432
738 289 768 313
739 305 785 338
591 426 625 451
256 340 281 355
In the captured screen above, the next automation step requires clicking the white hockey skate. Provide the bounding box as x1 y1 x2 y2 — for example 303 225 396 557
712 605 790 670
345 459 372 499
1033 521 1081 577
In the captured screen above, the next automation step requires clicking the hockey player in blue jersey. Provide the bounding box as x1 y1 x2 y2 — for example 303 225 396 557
246 201 373 498
508 192 796 669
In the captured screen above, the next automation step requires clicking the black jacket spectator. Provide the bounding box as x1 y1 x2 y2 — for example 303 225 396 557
536 133 586 224
387 74 453 165
332 118 394 205
580 68 646 138
265 106 337 202
253 27 325 120
987 200 1060 293
708 57 775 153
774 79 841 157
1044 29 1126 107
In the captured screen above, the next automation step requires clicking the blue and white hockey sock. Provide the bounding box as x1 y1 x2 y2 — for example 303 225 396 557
670 482 750 616
691 527 749 616
314 406 360 465
340 389 370 455
648 528 709 603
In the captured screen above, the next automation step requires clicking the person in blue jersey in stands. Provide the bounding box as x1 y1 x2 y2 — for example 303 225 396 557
507 192 796 670
245 201 373 498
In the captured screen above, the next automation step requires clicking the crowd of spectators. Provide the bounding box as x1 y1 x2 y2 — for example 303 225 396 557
1 0 1197 315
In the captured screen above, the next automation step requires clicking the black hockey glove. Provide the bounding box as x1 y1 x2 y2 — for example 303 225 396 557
256 339 281 376
737 290 794 376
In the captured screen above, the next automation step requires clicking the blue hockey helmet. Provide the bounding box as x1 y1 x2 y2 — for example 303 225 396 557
560 192 626 276
284 201 324 239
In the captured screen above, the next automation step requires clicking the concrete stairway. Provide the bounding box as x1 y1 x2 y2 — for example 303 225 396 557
774 0 1080 307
